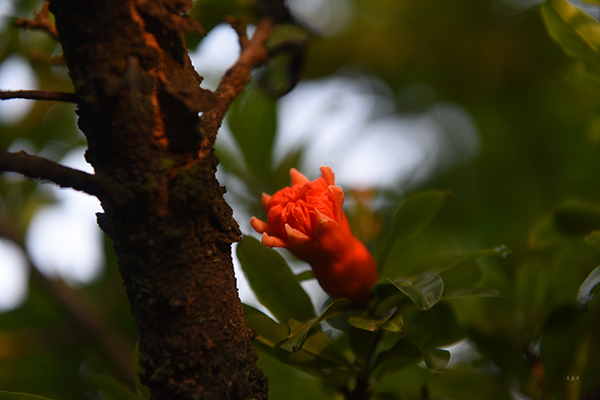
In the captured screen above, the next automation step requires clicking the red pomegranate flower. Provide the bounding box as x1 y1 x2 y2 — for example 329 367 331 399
250 166 378 303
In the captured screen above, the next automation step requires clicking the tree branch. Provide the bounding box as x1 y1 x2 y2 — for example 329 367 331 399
0 150 104 198
199 17 275 148
0 90 78 103
14 0 59 40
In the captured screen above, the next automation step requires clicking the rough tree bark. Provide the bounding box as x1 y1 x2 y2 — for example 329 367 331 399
40 0 271 398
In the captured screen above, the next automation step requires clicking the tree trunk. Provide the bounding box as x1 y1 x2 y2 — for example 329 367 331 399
48 0 268 398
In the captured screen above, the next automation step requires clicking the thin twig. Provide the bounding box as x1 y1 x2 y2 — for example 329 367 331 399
199 17 275 149
0 150 104 199
14 0 59 40
0 90 78 103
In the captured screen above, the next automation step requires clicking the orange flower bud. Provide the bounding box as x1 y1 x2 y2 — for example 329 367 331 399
250 166 378 303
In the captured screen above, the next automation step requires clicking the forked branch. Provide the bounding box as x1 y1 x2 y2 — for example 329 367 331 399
199 17 275 148
14 0 59 40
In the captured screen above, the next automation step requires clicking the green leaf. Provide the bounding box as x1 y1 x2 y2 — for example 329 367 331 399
295 270 314 282
378 190 451 267
553 198 600 235
348 313 393 332
541 0 600 77
274 330 351 369
226 85 277 178
348 327 381 368
380 312 405 333
280 299 353 351
439 246 510 295
347 310 404 333
133 344 151 400
0 392 56 400
421 348 451 376
243 304 289 348
443 287 500 299
405 303 465 349
373 339 423 378
578 265 600 310
237 236 316 324
385 275 444 310
84 375 138 400
584 230 600 249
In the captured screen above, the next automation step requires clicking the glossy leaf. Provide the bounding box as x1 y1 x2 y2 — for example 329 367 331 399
348 311 396 332
237 236 316 324
378 190 451 266
280 299 353 351
226 84 277 178
380 312 405 333
578 265 600 310
84 375 138 400
541 0 600 76
387 275 444 310
0 392 56 400
421 348 450 376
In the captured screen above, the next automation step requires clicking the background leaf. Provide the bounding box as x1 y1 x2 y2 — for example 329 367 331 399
280 299 353 351
226 85 277 179
386 275 444 310
578 265 600 310
83 375 138 400
378 190 450 267
421 348 450 376
237 236 316 324
0 392 56 400
541 0 600 76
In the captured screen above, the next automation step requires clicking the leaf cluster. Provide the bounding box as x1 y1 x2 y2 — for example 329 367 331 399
237 190 510 399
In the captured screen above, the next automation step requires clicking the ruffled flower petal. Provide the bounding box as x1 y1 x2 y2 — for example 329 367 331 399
261 193 272 210
261 232 287 248
290 168 310 185
250 166 378 303
285 223 311 245
250 216 270 234
320 165 335 186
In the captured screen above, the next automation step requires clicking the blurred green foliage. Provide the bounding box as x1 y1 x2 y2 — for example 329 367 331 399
1 0 600 399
